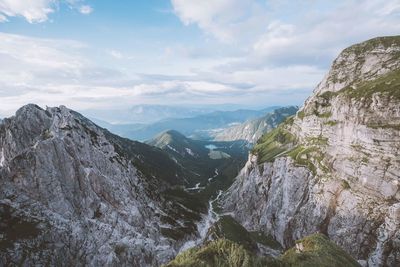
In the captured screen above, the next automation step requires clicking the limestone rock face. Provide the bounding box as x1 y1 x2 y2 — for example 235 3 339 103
314 36 400 94
223 36 400 267
0 104 188 266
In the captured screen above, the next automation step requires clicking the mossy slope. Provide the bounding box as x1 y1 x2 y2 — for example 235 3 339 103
165 234 360 267
163 239 277 267
280 233 360 267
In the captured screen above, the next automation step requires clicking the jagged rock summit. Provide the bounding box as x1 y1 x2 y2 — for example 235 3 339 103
222 36 400 266
0 104 197 266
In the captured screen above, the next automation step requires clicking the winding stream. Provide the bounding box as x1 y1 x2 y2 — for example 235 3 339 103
178 190 223 252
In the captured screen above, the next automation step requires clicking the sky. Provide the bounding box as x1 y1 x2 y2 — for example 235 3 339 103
0 0 400 117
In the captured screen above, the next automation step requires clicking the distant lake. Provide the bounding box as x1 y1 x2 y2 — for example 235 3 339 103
205 144 217 150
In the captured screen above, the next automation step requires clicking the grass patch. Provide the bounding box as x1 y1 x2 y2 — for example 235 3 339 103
163 239 280 267
249 231 282 250
367 123 400 131
291 147 318 175
166 233 360 267
286 146 305 159
344 36 400 56
285 145 329 176
339 69 400 104
341 180 351 190
318 91 338 102
297 110 306 120
306 136 329 146
284 115 295 125
324 121 338 126
252 124 296 163
316 112 332 119
206 215 257 253
280 233 360 267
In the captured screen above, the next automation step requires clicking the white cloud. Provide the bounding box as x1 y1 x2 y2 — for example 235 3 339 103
171 0 400 67
171 0 267 42
0 0 92 23
0 32 86 71
0 13 8 22
79 5 92 15
0 29 323 117
109 50 123 59
131 80 238 97
253 21 296 57
0 32 134 115
0 0 55 23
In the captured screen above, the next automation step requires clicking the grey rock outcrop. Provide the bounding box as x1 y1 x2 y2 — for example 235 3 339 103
0 104 193 266
222 36 400 266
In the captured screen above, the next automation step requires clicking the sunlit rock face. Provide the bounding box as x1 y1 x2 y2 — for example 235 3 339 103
0 104 189 266
223 36 400 267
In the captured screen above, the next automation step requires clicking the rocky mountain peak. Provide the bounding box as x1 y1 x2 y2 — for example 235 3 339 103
223 36 400 266
0 104 199 266
315 36 400 94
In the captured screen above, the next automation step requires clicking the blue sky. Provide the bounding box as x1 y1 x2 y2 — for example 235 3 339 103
0 0 400 117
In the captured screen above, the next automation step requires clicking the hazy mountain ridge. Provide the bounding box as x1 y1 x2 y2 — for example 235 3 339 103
82 105 220 125
101 106 280 141
213 106 298 144
221 36 400 266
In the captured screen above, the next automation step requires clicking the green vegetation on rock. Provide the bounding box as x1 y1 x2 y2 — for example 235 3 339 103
366 122 400 131
286 146 319 175
165 233 361 267
324 120 338 126
280 233 360 267
316 112 332 119
252 123 296 163
249 231 282 251
163 239 279 267
341 180 351 190
297 110 306 120
343 36 400 56
205 216 258 253
339 69 400 103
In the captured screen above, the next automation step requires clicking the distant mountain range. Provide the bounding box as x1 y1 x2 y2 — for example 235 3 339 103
96 106 281 141
81 104 257 125
213 106 298 144
82 105 214 124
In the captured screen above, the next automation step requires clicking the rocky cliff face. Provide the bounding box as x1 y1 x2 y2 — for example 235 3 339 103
0 104 201 266
222 36 400 267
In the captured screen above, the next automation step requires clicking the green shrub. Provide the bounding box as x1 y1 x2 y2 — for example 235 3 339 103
298 110 306 120
324 121 338 126
341 180 351 190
